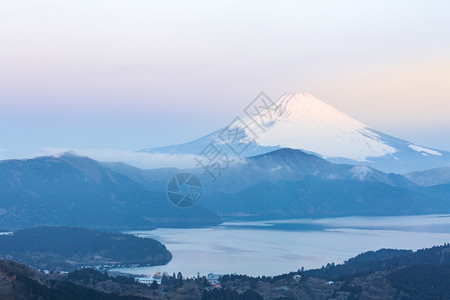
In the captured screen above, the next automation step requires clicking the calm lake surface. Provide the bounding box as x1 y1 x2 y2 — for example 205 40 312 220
112 214 450 277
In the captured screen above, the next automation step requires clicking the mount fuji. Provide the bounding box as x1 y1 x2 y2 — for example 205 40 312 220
141 93 450 173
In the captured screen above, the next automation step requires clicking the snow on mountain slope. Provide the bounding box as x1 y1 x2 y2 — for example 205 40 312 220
249 93 396 161
408 145 442 156
140 92 450 173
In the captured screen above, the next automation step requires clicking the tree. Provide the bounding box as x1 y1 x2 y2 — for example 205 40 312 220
249 278 258 289
177 274 183 286
150 280 158 290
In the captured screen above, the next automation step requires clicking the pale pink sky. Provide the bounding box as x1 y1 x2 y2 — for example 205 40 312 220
0 0 449 161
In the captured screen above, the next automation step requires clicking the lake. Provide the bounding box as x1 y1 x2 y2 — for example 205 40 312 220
112 214 450 277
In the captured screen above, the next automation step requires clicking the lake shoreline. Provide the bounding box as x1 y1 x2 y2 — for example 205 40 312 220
112 214 450 277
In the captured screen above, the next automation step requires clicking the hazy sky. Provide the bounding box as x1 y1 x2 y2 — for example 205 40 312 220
0 0 449 164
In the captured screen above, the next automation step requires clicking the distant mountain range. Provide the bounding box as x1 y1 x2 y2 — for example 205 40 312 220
140 93 450 173
198 149 450 218
1 147 449 230
108 148 450 220
0 154 220 231
405 166 450 186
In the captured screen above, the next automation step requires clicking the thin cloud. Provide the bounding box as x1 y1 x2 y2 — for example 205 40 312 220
39 148 197 169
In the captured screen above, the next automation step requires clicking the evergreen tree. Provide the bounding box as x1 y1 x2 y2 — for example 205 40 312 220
150 280 158 290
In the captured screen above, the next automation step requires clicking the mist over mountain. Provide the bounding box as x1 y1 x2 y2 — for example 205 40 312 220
107 148 450 220
202 148 416 193
405 166 450 186
1 147 448 230
141 93 450 173
199 149 449 219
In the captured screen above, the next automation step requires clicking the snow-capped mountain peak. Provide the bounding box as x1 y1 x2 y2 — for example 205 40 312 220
141 92 450 173
249 92 396 161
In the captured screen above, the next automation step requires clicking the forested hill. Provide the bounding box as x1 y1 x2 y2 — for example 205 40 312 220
0 227 172 271
218 244 450 299
0 259 147 300
0 153 221 231
304 243 450 281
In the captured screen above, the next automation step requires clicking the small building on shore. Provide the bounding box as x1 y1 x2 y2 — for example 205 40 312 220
136 277 161 285
207 273 222 285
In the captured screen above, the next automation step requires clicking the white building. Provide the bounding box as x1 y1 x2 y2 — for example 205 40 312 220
207 273 222 285
136 277 161 285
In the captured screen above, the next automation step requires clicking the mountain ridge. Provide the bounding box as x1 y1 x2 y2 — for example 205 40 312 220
107 148 450 219
0 153 221 231
140 92 450 173
2 149 448 227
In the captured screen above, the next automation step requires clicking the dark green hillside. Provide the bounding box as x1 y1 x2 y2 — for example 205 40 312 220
304 244 450 281
0 259 146 300
0 227 172 271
